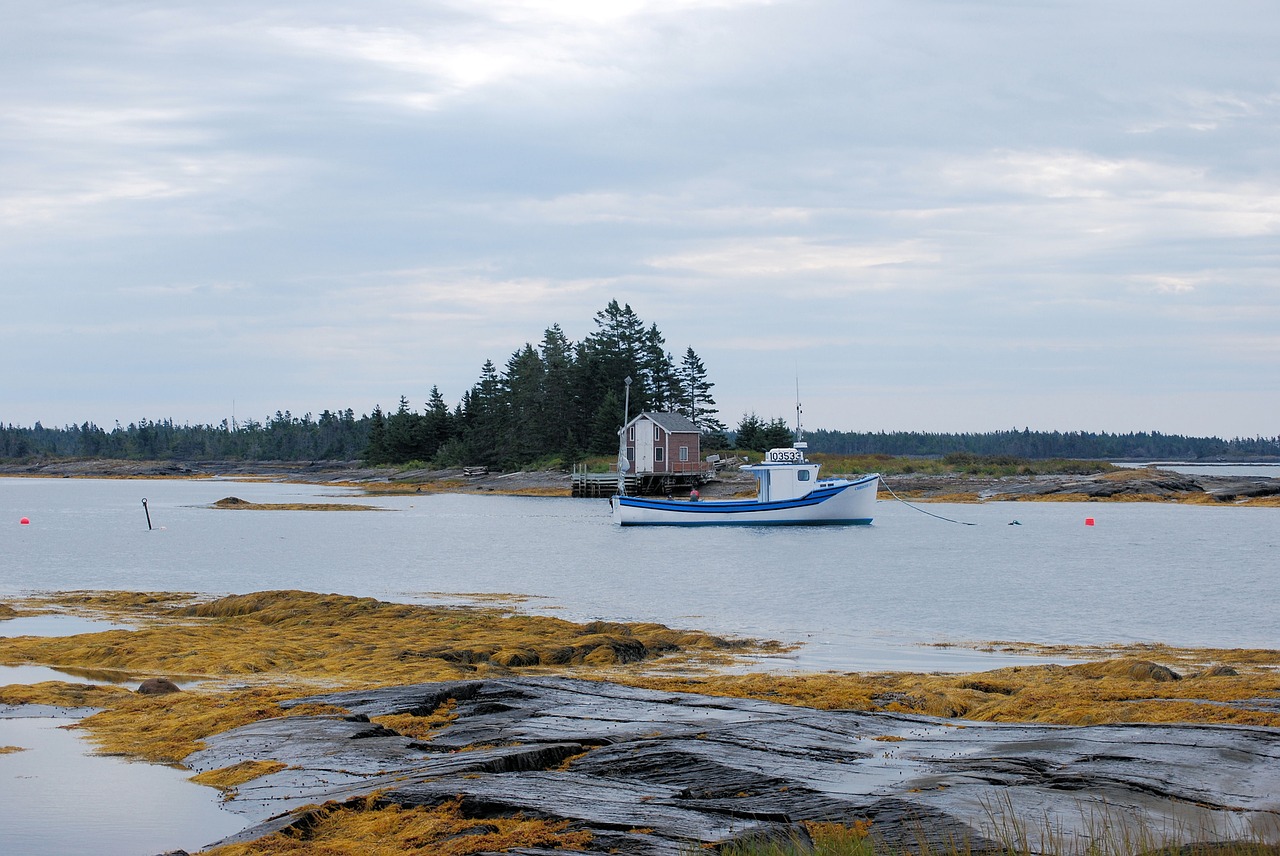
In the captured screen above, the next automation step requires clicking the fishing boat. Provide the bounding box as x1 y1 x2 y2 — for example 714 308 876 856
610 443 879 526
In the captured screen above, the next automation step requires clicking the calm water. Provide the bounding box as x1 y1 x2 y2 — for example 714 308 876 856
1117 461 1280 478
2 476 1278 854
4 476 1279 662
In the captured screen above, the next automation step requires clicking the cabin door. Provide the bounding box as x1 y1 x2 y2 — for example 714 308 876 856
635 420 654 473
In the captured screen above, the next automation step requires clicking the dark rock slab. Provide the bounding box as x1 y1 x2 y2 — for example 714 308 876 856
194 677 1280 853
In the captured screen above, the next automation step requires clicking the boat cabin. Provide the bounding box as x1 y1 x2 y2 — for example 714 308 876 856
741 445 822 502
621 411 702 475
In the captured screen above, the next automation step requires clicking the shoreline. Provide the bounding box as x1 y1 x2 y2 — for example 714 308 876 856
3 589 1278 854
2 457 1278 505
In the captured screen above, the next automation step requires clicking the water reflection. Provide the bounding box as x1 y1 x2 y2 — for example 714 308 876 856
0 717 248 855
0 614 132 638
1 663 204 688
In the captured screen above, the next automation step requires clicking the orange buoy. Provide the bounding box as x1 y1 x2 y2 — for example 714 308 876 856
1085 517 1095 526
19 517 30 525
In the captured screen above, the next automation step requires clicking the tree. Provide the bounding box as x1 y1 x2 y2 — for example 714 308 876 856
576 300 648 426
386 396 419 461
364 405 388 464
734 413 794 452
640 324 679 411
735 413 764 451
675 347 723 430
759 417 795 450
502 343 546 466
459 360 504 465
588 390 625 455
417 386 454 462
538 324 577 458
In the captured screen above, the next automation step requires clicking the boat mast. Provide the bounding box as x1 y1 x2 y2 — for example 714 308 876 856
794 377 806 455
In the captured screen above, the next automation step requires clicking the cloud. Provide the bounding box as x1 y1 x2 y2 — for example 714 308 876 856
1128 89 1280 133
649 237 935 279
3 0 1278 435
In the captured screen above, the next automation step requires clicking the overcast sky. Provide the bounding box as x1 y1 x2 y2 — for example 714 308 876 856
3 0 1277 438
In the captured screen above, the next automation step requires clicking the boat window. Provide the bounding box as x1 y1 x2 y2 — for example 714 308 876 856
797 470 810 481
655 446 664 462
679 445 689 461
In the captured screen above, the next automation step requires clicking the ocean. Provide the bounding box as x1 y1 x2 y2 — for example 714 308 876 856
2 475 1277 854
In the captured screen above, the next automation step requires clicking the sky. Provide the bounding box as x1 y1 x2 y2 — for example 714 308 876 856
3 0 1277 439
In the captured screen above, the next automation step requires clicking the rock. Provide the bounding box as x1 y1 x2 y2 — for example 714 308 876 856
1070 659 1181 682
137 678 182 695
192 678 1280 854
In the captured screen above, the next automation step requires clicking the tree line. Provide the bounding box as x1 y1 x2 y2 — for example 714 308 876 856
3 300 1277 465
362 301 725 466
803 428 1280 461
1 301 727 469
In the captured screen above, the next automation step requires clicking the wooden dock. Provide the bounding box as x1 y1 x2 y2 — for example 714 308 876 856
571 463 715 498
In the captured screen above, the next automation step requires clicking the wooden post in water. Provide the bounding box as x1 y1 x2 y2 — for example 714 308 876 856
142 498 152 530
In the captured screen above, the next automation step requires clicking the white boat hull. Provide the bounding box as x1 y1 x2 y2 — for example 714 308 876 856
611 473 879 526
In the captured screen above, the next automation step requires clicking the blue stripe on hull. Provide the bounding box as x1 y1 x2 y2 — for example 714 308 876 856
613 474 878 526
619 517 873 527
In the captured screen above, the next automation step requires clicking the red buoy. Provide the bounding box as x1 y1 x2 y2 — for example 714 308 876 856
1085 517 1095 526
19 517 30 525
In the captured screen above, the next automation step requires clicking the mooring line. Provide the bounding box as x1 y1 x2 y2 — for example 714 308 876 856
879 476 978 525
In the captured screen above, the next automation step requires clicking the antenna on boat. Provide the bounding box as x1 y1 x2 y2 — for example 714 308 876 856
794 376 806 453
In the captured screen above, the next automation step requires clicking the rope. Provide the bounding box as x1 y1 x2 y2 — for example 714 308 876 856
878 476 978 526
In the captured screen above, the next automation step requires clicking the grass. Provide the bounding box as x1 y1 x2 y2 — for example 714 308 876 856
202 796 593 856
621 652 1280 728
211 497 382 511
810 453 1116 479
190 760 290 795
3 590 1278 855
0 590 769 762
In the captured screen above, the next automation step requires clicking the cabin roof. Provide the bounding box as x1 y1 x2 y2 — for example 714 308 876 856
625 411 701 434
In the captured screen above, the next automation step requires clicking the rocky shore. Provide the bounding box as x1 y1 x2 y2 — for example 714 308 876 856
194 677 1280 854
2 457 1277 504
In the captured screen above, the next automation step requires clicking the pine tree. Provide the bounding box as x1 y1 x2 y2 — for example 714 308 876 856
418 386 454 462
735 413 764 451
364 405 388 464
676 347 723 430
386 395 419 462
502 343 546 466
538 325 577 458
640 324 679 411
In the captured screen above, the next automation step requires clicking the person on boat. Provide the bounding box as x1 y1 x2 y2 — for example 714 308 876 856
689 488 700 501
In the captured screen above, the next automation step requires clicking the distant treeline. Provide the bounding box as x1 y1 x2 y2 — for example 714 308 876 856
3 299 1276 467
804 429 1280 461
4 418 1277 467
2 301 726 469
4 417 1276 468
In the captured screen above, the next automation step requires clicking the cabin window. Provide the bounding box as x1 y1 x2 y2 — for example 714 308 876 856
797 470 811 481
679 446 689 462
654 446 664 462
628 426 635 441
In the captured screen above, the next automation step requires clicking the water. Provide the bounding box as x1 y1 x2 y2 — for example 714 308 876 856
2 476 1278 854
1116 461 1280 478
0 716 246 855
4 476 1278 662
